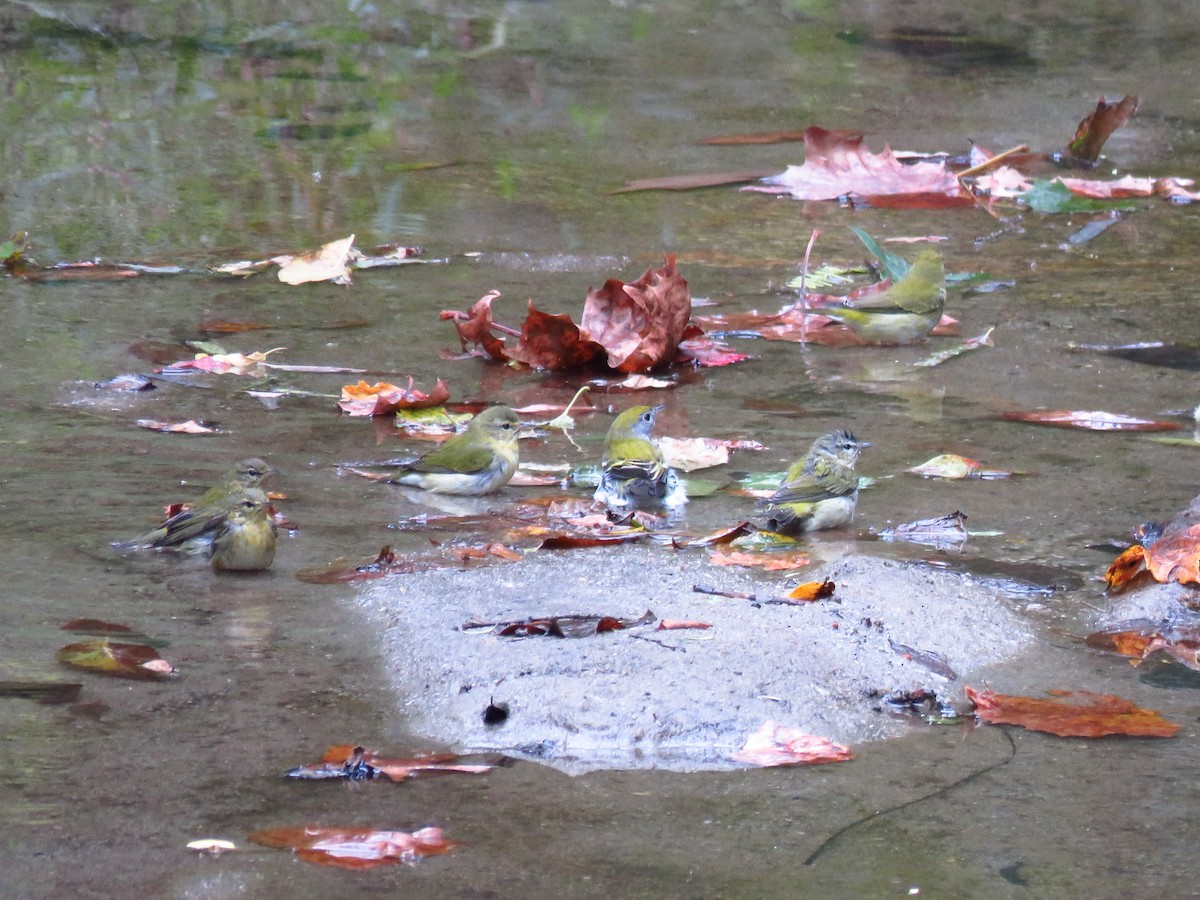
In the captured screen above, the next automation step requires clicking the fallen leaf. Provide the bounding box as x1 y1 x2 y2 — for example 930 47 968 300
57 640 176 681
462 610 656 638
965 685 1177 738
1065 94 1140 162
656 620 713 630
277 234 356 285
165 348 286 376
878 512 970 549
611 168 780 193
732 720 854 766
248 825 457 869
906 454 1011 480
287 745 495 782
337 378 451 417
785 579 836 602
708 547 811 571
658 436 760 472
1002 410 1179 432
579 255 692 372
1144 524 1200 586
1104 545 1148 591
743 127 968 207
187 839 237 855
135 419 220 435
675 332 750 367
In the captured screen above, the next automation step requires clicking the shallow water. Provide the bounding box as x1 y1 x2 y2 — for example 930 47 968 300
2 1 1200 896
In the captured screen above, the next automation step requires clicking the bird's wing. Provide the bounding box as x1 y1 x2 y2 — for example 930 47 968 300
766 473 849 505
411 445 494 475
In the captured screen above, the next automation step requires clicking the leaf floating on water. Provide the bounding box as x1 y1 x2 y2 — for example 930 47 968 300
658 436 764 472
276 234 356 285
878 511 972 548
337 378 451 417
164 348 286 376
187 839 237 855
1002 410 1179 432
57 640 176 680
135 419 220 435
906 454 1012 480
965 686 1178 738
911 326 996 368
732 721 854 767
248 824 457 869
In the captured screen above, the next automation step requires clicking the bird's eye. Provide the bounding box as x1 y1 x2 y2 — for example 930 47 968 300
500 422 512 430
642 412 653 423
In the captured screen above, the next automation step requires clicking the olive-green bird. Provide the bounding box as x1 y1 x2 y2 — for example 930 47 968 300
378 405 523 495
594 405 686 510
758 429 870 534
820 248 946 344
209 488 277 572
113 457 274 550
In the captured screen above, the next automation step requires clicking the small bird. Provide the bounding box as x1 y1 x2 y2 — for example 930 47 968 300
758 429 870 534
209 488 277 572
594 405 686 510
819 248 946 344
114 457 274 550
379 405 523 495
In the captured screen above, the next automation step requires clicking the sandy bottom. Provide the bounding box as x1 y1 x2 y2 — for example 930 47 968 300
359 543 1038 773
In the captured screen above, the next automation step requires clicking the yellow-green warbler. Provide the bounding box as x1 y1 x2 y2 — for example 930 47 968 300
209 488 277 572
594 405 686 510
384 405 523 495
820 248 945 344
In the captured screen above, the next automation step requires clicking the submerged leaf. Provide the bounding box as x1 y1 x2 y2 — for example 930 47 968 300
965 685 1177 738
1003 410 1179 432
57 640 176 680
462 610 656 638
732 721 854 767
248 825 457 869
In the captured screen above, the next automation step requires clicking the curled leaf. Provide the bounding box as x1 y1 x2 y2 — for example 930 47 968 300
732 720 854 767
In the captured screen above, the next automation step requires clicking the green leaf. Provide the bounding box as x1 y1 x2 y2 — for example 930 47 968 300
1022 179 1140 214
57 640 176 680
849 226 909 280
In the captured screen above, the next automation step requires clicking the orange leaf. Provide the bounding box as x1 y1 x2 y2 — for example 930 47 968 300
656 620 712 631
1145 524 1200 586
1104 544 1147 591
337 377 450 417
732 721 854 767
965 685 1178 738
786 579 836 602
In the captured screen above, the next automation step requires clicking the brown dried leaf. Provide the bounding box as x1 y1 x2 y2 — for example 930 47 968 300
579 255 692 373
337 378 450 417
965 685 1178 738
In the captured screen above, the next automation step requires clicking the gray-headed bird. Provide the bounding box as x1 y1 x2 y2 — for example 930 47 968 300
758 429 869 534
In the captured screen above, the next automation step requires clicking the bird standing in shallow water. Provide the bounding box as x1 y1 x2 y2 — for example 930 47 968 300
209 488 277 572
113 457 274 550
380 405 523 496
594 405 686 511
819 248 945 344
758 429 870 534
